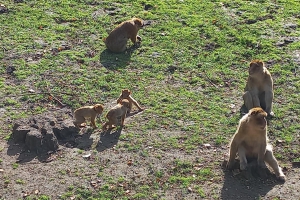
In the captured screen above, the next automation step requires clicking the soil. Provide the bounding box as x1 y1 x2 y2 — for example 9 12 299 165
0 106 299 199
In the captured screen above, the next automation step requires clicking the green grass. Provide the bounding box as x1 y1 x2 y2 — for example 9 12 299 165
1 0 300 199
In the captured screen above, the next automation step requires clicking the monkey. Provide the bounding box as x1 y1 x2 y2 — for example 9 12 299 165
103 18 144 53
243 59 274 116
227 107 286 182
102 99 131 130
116 89 144 113
73 104 104 129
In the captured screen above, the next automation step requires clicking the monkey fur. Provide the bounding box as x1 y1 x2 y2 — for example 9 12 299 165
73 104 104 129
102 99 131 130
243 59 274 116
116 89 144 113
227 107 286 182
103 18 144 53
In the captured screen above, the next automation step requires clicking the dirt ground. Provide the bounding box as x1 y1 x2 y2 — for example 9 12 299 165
0 107 300 200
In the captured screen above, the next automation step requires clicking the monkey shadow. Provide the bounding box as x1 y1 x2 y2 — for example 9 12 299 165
96 128 122 152
73 128 94 150
100 46 139 70
6 139 51 163
221 160 283 200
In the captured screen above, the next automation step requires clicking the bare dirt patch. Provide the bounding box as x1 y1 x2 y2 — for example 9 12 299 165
1 108 300 199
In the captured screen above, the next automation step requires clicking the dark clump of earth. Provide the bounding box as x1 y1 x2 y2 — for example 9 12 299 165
11 108 79 155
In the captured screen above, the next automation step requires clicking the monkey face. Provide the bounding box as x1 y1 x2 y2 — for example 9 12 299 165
250 107 267 129
249 60 264 75
94 104 104 114
121 89 131 98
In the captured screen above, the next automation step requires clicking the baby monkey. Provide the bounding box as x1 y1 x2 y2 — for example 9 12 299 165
227 107 285 182
117 89 144 113
73 104 104 129
102 99 131 130
103 18 144 53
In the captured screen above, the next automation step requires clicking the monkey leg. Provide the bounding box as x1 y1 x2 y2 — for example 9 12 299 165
227 142 238 170
264 146 286 182
102 122 109 130
120 114 126 126
90 116 97 129
73 116 86 128
107 117 118 128
238 146 248 170
243 91 254 111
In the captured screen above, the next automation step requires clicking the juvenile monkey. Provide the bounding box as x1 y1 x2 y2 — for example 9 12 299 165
243 59 274 116
103 18 144 53
73 104 104 129
227 107 286 182
117 89 144 113
102 99 130 130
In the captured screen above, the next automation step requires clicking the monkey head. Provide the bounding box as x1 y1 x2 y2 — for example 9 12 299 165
94 104 104 114
121 89 131 98
249 59 264 76
249 107 267 129
120 99 131 109
133 18 144 29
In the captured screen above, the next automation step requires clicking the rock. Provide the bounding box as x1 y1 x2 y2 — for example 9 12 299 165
25 130 43 153
41 124 59 152
53 119 77 139
12 125 31 143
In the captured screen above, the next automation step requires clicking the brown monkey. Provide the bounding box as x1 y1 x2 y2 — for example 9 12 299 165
227 107 286 182
73 104 104 129
103 18 144 53
102 99 130 130
117 89 144 113
243 59 274 116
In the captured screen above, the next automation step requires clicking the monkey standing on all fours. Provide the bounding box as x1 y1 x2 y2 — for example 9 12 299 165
243 59 274 116
103 18 144 53
117 89 144 113
73 104 104 129
227 107 286 182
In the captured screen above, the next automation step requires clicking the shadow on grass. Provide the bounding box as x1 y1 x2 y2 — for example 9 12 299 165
99 45 140 70
221 160 283 200
96 128 122 152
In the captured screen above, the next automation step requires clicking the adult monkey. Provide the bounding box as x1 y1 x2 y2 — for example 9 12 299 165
103 18 144 53
227 107 285 182
243 59 274 116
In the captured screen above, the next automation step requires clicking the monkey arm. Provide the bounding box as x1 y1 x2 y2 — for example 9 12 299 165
227 136 240 169
264 88 274 114
129 30 139 44
90 114 97 128
257 141 267 168
129 95 143 110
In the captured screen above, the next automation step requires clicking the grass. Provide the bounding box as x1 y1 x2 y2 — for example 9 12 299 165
1 0 300 199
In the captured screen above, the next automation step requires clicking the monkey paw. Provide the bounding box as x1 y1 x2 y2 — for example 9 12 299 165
268 111 275 117
240 162 248 171
277 174 286 182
